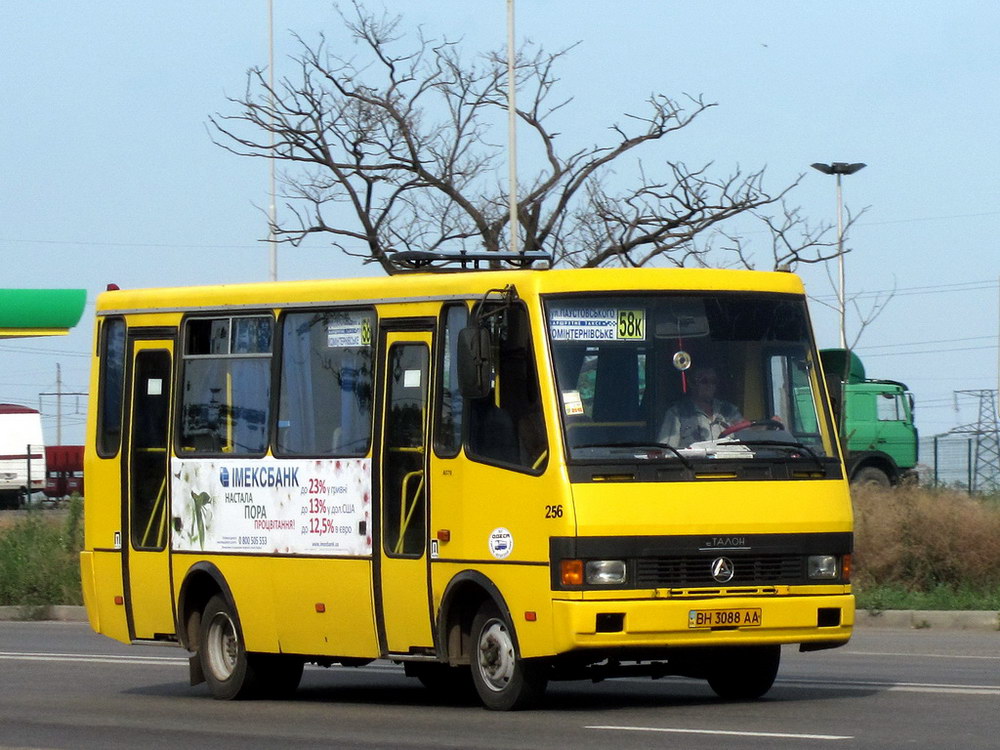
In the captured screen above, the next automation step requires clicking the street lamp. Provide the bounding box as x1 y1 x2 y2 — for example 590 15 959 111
811 162 866 349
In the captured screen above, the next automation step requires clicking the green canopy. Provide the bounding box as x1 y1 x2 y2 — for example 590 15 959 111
0 289 87 338
819 348 866 384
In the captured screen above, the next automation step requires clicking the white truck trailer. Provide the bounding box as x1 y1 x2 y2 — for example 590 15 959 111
0 404 46 509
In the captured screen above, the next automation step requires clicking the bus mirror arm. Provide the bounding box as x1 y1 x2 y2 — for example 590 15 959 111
457 326 493 400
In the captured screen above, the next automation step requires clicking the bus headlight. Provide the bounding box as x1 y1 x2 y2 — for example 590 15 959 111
807 555 839 580
585 560 627 585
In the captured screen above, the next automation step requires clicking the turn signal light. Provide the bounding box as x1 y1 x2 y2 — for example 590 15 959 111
560 559 583 586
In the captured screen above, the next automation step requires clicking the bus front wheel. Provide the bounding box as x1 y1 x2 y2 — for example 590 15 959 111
706 645 781 700
470 602 547 710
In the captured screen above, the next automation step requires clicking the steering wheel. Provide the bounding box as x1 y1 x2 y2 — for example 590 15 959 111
719 418 784 438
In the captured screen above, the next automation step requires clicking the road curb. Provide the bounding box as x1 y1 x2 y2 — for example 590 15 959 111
855 609 1000 631
0 605 88 622
0 605 997 630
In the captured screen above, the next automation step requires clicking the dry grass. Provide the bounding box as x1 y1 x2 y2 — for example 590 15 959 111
853 485 1000 592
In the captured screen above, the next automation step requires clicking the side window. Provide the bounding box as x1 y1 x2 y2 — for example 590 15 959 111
466 302 548 472
96 317 127 457
434 304 468 457
276 309 375 456
179 316 273 455
877 393 902 421
769 352 821 436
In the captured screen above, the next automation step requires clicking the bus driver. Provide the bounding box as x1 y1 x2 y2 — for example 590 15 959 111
658 365 743 448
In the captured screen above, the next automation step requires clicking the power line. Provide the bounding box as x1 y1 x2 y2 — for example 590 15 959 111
810 279 999 303
0 237 264 251
856 335 995 351
860 344 998 358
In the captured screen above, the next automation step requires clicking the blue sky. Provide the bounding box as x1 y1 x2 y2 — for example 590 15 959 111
2 1 998 446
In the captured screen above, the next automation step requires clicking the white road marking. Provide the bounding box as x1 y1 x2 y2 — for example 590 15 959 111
779 677 1000 696
587 725 853 741
843 650 1000 661
4 652 997 697
0 651 183 666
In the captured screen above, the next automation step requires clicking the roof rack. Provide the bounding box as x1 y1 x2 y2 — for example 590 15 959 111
386 250 552 274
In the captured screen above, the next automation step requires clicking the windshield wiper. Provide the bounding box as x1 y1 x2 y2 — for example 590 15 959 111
572 441 695 471
724 439 828 474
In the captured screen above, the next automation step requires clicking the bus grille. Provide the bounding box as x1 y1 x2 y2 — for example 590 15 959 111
634 554 805 588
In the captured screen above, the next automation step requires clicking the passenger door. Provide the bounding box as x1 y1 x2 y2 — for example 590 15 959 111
123 336 175 640
375 327 435 654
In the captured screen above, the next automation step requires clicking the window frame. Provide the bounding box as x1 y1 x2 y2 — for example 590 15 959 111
462 299 549 475
96 316 127 458
273 306 378 459
176 313 275 457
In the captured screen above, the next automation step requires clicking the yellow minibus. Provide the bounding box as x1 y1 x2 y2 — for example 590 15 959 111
81 258 853 710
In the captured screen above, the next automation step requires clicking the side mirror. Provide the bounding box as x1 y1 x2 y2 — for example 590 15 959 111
457 326 492 399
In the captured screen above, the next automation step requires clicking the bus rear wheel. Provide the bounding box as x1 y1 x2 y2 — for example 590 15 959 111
199 594 262 700
706 645 781 701
470 602 547 710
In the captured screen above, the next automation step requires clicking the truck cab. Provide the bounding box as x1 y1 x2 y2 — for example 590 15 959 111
820 349 918 487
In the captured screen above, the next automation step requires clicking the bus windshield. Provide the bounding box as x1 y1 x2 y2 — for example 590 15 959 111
546 292 837 468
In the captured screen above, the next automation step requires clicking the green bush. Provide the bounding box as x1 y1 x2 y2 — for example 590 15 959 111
0 498 84 607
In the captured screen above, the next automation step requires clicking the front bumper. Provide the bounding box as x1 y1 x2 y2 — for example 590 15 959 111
550 593 854 654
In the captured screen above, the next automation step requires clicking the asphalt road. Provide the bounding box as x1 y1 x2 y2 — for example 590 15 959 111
1 622 997 749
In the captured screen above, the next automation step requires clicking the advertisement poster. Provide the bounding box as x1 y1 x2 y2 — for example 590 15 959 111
171 457 372 556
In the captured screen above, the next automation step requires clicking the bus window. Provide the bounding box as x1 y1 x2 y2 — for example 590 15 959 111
383 343 429 556
276 309 375 456
770 351 821 435
434 304 468 457
466 302 547 472
131 349 171 549
96 317 126 457
179 315 272 455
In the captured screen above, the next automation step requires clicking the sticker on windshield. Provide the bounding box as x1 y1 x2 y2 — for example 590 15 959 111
562 390 585 416
549 308 646 341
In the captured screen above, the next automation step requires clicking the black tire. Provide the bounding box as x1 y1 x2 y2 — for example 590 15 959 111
253 654 305 698
706 645 781 701
470 602 547 711
199 594 263 700
851 466 891 488
405 662 477 704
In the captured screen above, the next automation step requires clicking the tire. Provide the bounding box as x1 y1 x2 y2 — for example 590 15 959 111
470 602 547 711
405 662 477 704
706 645 781 701
851 466 891 488
253 654 304 698
199 594 263 700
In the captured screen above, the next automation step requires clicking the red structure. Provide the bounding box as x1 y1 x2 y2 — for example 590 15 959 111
44 445 84 498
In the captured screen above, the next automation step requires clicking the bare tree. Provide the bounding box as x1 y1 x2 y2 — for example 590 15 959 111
211 2 838 274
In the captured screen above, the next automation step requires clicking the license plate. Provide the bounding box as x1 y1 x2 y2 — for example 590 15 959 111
688 608 762 628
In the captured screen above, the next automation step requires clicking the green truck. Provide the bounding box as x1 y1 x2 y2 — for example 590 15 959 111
819 349 918 487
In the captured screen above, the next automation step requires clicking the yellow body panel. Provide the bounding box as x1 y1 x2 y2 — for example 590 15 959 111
571 479 853 538
79 551 130 644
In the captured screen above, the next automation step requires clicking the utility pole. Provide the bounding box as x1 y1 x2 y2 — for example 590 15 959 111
38 363 87 446
949 389 1000 493
506 0 519 255
810 162 866 349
